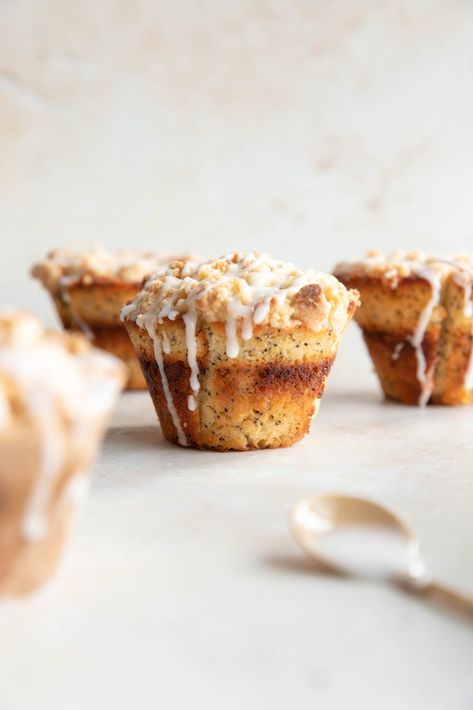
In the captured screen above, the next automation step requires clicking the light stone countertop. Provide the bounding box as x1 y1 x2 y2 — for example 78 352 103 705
0 331 472 710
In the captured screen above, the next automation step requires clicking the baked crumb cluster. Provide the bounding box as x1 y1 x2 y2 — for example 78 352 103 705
31 245 196 288
122 251 359 334
335 250 473 286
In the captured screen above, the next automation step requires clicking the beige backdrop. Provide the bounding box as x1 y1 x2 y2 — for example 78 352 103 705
1 0 473 320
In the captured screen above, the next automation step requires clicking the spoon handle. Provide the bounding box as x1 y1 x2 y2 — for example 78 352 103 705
416 580 473 618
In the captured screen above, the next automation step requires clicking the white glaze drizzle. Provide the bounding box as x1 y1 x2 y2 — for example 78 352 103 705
59 281 94 340
161 330 171 354
225 299 254 358
22 390 65 540
407 266 442 407
392 342 405 361
0 388 9 429
120 299 137 322
462 280 473 318
60 470 89 506
182 302 200 391
142 314 187 447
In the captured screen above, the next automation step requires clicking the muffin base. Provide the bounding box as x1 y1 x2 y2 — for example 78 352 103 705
126 320 343 451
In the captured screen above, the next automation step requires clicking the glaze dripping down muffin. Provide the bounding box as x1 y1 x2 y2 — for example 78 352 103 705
0 311 125 596
122 252 359 451
31 246 198 389
334 250 473 406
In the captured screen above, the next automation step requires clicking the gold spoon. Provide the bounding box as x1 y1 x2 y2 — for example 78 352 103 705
290 494 473 618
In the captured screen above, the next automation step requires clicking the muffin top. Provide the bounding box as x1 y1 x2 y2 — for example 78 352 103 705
0 310 125 431
334 250 473 287
122 251 359 335
31 245 199 289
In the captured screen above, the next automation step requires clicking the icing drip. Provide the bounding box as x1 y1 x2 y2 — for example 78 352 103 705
60 282 94 340
392 342 405 361
60 470 89 506
161 330 171 354
120 300 137 322
182 303 200 391
463 281 473 318
0 389 9 429
142 315 187 447
225 299 253 358
22 392 65 540
188 395 197 411
407 267 442 407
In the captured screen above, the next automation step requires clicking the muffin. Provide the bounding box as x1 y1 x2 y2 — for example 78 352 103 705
0 311 125 596
334 251 473 406
122 252 359 451
31 246 197 390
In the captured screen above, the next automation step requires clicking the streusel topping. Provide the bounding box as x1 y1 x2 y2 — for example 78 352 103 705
122 251 359 335
334 250 473 286
32 245 199 289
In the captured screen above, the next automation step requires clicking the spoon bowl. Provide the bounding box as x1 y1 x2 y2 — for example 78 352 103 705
291 493 426 583
290 493 473 617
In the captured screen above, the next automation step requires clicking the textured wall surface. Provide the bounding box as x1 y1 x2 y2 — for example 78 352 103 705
1 0 473 316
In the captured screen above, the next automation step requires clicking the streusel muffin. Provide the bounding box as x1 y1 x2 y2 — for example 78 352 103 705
122 252 359 451
334 251 473 406
0 311 125 596
31 246 197 390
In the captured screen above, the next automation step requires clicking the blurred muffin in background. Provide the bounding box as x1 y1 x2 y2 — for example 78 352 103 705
31 246 199 389
122 252 359 451
0 310 125 597
334 251 473 406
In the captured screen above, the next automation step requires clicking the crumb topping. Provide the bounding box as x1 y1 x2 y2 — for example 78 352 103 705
122 251 359 334
31 245 200 289
334 250 473 286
